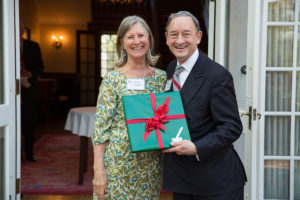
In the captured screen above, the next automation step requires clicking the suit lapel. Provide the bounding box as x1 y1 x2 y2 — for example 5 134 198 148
180 52 206 108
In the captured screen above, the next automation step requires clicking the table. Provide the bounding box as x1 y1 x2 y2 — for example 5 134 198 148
64 106 96 184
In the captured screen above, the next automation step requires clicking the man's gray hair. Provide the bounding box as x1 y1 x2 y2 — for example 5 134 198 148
165 11 201 32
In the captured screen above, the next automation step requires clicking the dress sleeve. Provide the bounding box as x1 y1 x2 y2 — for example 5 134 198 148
92 73 117 145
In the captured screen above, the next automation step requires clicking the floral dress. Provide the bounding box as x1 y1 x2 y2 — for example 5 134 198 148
92 68 167 200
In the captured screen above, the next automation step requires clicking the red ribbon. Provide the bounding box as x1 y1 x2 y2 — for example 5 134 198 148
126 93 186 149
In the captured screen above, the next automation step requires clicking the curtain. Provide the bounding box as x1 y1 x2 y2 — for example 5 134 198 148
295 118 300 199
264 160 290 199
298 28 300 68
264 0 300 199
0 128 3 199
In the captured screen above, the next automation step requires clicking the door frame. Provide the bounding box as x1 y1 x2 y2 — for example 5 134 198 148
1 0 20 199
208 0 226 65
245 0 264 199
209 0 263 199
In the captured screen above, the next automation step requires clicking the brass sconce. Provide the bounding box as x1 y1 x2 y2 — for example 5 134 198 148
52 35 63 49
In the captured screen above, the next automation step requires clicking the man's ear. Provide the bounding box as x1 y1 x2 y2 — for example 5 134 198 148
197 31 202 45
165 32 169 45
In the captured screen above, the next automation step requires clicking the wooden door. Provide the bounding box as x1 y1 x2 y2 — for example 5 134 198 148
76 31 100 106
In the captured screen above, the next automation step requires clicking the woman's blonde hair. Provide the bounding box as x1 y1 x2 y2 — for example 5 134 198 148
115 15 159 67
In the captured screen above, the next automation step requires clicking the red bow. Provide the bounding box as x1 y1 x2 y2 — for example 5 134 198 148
126 93 185 149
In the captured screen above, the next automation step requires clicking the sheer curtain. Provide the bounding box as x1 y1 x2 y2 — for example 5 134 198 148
0 128 3 199
264 0 300 199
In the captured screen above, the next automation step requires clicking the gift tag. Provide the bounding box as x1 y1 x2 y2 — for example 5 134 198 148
127 78 145 90
165 79 172 91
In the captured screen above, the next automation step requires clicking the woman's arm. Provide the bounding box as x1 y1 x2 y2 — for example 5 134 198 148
93 142 107 200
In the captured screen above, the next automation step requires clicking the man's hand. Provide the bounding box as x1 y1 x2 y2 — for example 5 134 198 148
163 140 197 155
22 71 32 78
20 76 31 88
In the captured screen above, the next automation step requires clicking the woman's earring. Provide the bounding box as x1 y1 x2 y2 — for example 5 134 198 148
123 49 127 57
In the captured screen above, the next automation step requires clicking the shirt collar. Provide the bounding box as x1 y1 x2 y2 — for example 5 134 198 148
177 49 199 73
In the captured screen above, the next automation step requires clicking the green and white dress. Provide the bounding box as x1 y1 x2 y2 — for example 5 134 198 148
92 68 167 200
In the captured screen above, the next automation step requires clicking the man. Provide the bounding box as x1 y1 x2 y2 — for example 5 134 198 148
163 11 247 200
20 26 44 162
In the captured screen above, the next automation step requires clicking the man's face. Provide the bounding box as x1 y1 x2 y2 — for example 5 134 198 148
165 16 202 64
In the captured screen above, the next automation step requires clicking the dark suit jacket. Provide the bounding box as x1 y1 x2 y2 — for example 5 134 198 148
163 51 247 196
21 39 44 104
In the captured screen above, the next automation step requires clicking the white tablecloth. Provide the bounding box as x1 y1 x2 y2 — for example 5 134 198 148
64 106 96 137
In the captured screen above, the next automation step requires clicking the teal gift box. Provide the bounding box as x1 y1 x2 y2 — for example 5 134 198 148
122 91 191 152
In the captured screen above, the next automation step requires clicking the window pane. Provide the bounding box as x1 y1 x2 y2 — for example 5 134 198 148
80 63 87 76
0 54 2 104
299 2 300 22
87 63 95 76
267 26 294 67
265 72 292 111
295 117 300 156
88 49 95 63
265 116 290 156
295 161 300 199
0 127 4 199
80 92 87 105
297 27 300 67
80 49 87 62
80 78 87 92
88 77 95 90
100 34 117 77
80 34 87 48
296 72 300 111
268 0 294 22
88 35 95 48
0 0 2 104
88 92 95 105
264 160 290 199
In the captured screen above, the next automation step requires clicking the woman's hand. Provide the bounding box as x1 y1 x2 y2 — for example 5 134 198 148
93 167 108 200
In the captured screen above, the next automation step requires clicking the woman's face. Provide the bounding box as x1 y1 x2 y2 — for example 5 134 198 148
122 23 149 60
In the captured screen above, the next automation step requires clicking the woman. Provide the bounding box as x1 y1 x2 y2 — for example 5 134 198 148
92 16 167 200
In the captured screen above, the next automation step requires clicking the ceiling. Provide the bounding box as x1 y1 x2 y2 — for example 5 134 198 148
34 0 92 24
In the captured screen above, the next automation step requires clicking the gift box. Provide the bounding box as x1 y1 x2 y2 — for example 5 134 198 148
122 91 191 152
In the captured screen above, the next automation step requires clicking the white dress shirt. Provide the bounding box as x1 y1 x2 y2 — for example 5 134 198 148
176 49 200 161
177 49 199 87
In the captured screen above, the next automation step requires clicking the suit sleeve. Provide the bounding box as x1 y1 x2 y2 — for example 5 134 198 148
30 42 44 80
194 70 243 161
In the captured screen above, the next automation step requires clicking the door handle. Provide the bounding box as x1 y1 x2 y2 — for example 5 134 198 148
240 106 252 130
253 108 261 120
257 113 261 120
241 112 250 117
240 65 246 74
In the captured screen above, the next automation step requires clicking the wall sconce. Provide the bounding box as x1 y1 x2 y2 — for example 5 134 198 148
52 35 63 49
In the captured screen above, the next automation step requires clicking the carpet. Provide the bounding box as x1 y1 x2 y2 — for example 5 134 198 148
21 133 171 195
21 134 94 194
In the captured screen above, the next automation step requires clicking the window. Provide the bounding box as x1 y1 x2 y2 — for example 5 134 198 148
0 127 4 199
263 1 300 199
101 34 118 77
